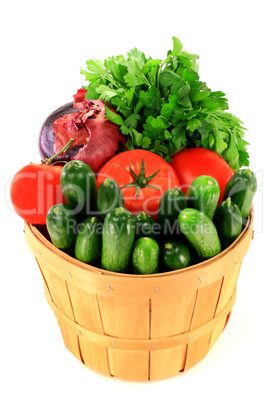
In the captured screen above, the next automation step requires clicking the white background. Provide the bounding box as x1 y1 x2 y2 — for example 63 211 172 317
1 1 267 401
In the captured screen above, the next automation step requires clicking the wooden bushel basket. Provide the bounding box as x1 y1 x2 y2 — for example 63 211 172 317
25 208 254 381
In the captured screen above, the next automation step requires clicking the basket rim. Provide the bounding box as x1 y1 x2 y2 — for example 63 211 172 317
26 205 254 281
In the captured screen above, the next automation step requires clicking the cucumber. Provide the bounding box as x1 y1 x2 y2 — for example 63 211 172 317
134 211 158 239
213 197 242 249
223 168 257 219
60 160 98 220
97 178 124 221
74 217 102 264
178 208 221 261
101 207 135 273
132 237 159 275
161 240 191 271
157 188 187 237
46 203 77 250
186 175 220 219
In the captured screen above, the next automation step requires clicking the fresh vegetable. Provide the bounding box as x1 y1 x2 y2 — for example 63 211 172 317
157 188 187 237
74 217 102 264
134 211 159 239
81 37 249 169
101 207 135 272
169 147 234 203
223 168 257 219
97 149 180 219
178 208 221 261
60 160 98 220
161 240 191 271
97 178 124 220
46 203 77 250
39 89 126 173
10 139 74 225
132 237 159 275
186 175 220 219
213 198 242 249
10 164 64 225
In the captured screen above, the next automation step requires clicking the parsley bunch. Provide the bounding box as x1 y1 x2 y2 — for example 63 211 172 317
81 37 249 169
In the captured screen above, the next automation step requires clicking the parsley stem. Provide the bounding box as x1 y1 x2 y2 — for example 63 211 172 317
142 73 151 87
156 54 174 88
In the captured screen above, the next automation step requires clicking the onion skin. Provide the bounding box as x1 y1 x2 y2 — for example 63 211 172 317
38 102 79 163
38 98 126 173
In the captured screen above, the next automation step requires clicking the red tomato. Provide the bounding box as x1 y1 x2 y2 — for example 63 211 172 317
169 148 234 203
97 150 180 219
10 164 65 225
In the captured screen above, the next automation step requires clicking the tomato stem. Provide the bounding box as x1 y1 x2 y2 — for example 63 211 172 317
45 138 74 165
121 159 160 199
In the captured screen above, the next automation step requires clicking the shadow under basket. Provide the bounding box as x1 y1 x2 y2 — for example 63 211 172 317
25 207 254 381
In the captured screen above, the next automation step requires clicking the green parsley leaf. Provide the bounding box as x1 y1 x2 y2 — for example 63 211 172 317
177 85 192 108
104 105 124 125
143 115 171 140
81 36 249 168
131 128 143 147
124 73 145 87
153 140 169 154
187 118 202 132
172 125 187 148
96 85 124 101
139 86 162 116
171 36 183 56
226 131 239 169
85 59 104 74
160 70 181 87
124 113 140 129
142 137 151 148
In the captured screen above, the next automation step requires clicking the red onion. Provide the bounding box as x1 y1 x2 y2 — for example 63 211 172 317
38 89 126 173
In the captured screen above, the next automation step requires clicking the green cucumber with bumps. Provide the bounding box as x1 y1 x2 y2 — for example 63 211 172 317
178 208 221 261
213 197 242 249
161 240 191 271
46 203 77 250
74 217 102 264
134 211 158 239
186 175 220 219
132 237 159 275
157 188 187 237
97 178 124 220
60 160 98 220
223 168 257 219
101 207 135 273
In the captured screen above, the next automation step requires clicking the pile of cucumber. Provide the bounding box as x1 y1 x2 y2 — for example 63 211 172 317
46 160 257 275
